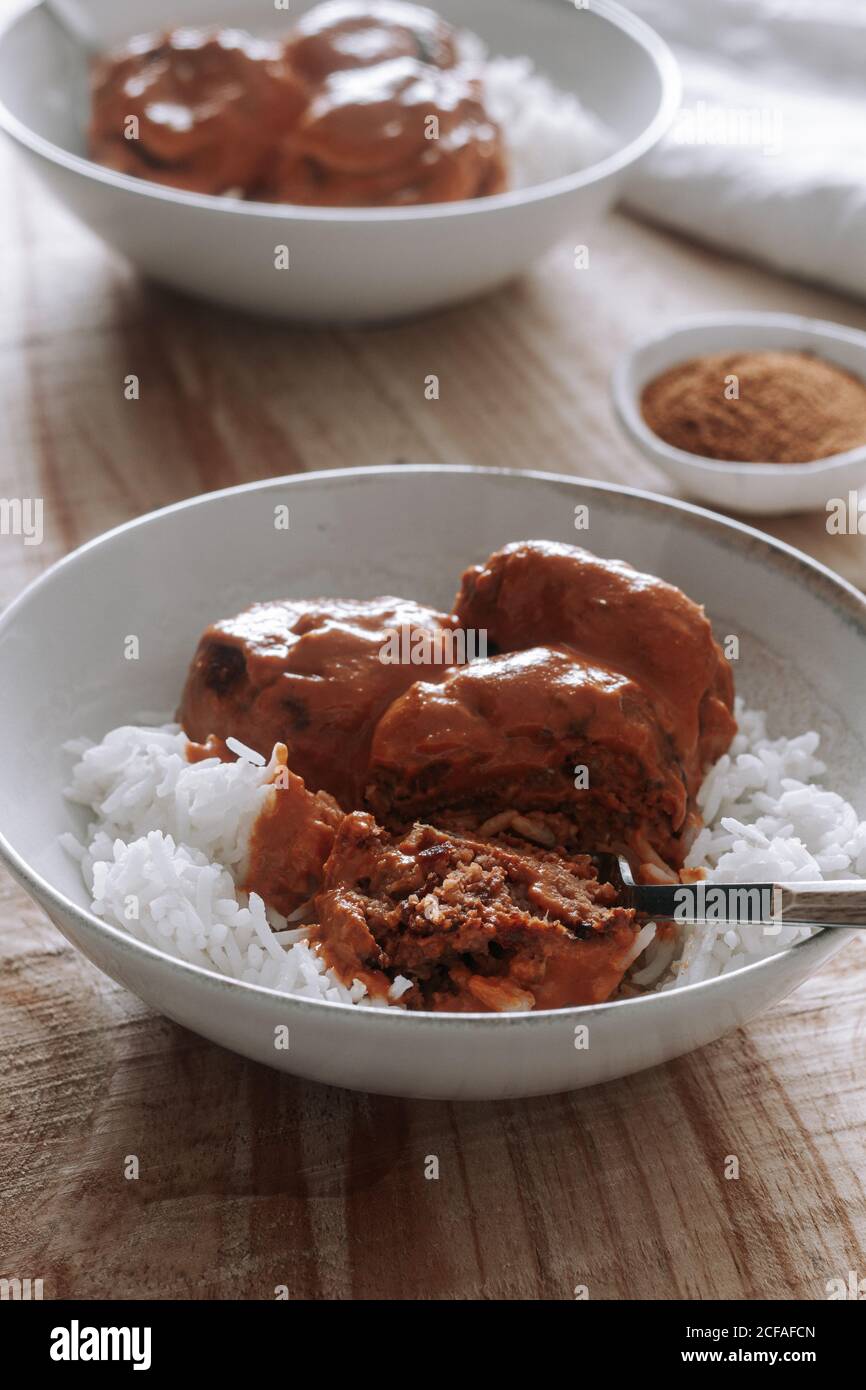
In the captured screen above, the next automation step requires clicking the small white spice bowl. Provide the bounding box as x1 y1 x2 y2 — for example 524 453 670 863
612 312 866 517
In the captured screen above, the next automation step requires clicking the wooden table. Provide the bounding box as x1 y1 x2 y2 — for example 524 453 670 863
3 123 866 1302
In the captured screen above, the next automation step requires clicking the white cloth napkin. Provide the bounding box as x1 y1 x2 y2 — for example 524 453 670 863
623 0 866 298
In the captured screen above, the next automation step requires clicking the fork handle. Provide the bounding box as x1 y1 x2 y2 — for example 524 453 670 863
775 880 866 926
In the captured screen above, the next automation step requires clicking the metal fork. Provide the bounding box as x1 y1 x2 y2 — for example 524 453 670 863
597 854 866 930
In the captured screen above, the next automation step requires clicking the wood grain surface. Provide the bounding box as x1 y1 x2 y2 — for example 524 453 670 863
2 95 866 1300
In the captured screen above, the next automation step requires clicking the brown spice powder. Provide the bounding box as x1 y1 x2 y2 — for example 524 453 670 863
640 349 866 464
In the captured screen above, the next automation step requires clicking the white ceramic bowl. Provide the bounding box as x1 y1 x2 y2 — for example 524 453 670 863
0 0 679 322
612 312 866 517
0 465 861 1099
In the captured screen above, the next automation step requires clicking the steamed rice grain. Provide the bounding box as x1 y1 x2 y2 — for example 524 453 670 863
456 31 615 191
482 56 614 189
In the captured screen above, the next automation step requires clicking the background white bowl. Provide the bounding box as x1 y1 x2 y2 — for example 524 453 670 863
612 312 866 517
0 0 679 322
0 465 861 1099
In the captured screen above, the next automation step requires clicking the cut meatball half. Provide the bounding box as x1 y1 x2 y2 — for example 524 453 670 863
312 811 643 1011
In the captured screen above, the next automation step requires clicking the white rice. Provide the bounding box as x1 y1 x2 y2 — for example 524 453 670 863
482 57 614 189
62 698 866 1007
62 725 394 1009
648 698 866 989
458 33 615 190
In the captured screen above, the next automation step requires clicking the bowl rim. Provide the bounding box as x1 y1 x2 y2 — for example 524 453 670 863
612 310 866 478
0 0 681 224
0 462 861 1026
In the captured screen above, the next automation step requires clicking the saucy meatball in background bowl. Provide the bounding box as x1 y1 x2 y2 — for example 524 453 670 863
0 0 679 321
0 466 863 1099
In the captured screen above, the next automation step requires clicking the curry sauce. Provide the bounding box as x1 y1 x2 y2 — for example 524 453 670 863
89 2 507 206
